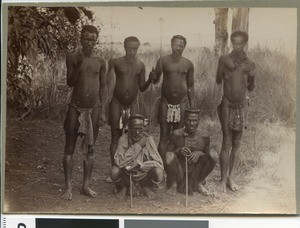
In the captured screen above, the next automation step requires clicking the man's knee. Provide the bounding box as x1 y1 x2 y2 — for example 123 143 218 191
165 151 176 165
222 138 232 151
110 166 121 181
208 149 219 163
151 167 164 183
86 147 95 159
232 138 242 149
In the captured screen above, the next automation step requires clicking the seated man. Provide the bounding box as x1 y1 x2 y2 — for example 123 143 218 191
110 114 164 198
165 109 218 196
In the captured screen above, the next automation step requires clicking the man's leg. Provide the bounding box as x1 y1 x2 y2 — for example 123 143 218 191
139 167 164 198
80 107 100 198
227 131 243 191
218 99 233 193
110 166 128 198
158 100 172 159
107 100 122 183
190 149 218 195
165 151 184 196
62 106 79 200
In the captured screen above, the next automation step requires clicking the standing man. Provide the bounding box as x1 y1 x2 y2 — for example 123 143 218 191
111 115 164 199
62 25 107 200
107 36 153 182
150 35 195 159
164 109 218 196
216 31 255 193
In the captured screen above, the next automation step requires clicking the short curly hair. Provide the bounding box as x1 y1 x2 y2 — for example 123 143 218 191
124 36 140 46
81 25 99 38
230 31 248 43
171 35 187 46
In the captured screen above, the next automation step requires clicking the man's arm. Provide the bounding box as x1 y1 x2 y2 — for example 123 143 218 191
66 53 80 87
99 58 108 123
247 61 256 91
216 56 224 85
114 135 143 168
151 57 163 84
187 61 195 108
138 62 151 92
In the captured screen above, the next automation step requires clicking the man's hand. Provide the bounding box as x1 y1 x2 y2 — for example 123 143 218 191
125 162 140 172
176 146 191 157
138 136 147 148
99 113 107 127
149 67 157 82
188 151 205 163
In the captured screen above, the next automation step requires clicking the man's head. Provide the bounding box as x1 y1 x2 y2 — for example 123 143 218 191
230 31 248 53
171 35 187 56
184 109 200 134
124 36 140 58
128 114 145 143
81 25 99 52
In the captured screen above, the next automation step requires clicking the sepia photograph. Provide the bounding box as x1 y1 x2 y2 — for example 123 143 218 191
2 4 297 214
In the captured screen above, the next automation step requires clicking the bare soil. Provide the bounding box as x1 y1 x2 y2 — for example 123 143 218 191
3 117 296 214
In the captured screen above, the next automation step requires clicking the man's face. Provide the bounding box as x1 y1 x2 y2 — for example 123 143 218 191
185 113 199 134
128 119 144 143
124 41 140 58
81 31 98 52
232 36 246 53
171 38 186 56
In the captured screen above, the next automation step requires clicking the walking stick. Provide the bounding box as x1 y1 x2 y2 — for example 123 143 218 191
184 136 188 207
148 72 154 134
130 171 133 208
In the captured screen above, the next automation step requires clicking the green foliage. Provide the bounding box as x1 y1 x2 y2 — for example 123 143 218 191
7 6 94 117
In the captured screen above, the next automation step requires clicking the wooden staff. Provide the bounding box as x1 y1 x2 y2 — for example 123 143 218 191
184 136 188 207
130 171 133 208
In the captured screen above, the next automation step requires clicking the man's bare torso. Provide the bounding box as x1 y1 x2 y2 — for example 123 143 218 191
112 57 144 106
221 54 252 103
160 55 192 104
70 54 104 108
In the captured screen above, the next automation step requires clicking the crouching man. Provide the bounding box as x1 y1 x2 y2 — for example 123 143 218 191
110 114 164 198
165 109 218 196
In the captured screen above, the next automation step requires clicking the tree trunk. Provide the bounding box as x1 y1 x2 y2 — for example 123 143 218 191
214 8 229 57
232 8 250 33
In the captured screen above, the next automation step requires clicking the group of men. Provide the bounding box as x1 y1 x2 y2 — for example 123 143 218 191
61 25 255 201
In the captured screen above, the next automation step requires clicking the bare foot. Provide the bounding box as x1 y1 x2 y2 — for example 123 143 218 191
198 183 210 196
142 187 155 198
216 181 227 193
166 183 178 196
116 187 127 199
80 187 98 198
227 178 238 191
61 188 72 200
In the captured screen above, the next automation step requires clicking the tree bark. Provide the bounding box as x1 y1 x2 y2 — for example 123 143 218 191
232 8 250 33
214 8 229 57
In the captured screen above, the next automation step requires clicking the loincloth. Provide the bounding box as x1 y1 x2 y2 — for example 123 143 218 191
218 96 248 131
159 97 188 124
109 98 140 130
69 101 100 153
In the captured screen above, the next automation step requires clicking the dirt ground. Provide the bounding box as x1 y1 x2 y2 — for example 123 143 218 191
3 117 296 214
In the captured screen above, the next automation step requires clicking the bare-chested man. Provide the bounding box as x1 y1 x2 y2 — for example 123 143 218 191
216 31 255 193
62 25 107 200
107 36 153 182
165 109 218 196
150 35 195 159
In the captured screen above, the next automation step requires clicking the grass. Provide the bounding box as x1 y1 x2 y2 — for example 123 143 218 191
10 44 296 187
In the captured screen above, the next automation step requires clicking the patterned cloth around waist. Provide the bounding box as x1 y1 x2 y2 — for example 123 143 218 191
166 103 181 123
228 100 245 132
